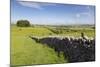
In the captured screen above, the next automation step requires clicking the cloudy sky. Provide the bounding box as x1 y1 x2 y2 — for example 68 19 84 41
11 0 95 25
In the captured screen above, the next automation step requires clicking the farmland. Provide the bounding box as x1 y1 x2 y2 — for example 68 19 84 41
11 24 95 66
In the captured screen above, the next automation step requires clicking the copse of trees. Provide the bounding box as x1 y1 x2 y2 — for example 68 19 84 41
16 20 30 27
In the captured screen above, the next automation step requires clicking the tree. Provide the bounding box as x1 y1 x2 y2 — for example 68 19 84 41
16 20 30 27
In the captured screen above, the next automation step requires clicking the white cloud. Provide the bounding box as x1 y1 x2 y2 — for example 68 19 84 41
17 0 56 10
76 12 91 18
76 13 81 18
18 1 43 9
75 6 92 18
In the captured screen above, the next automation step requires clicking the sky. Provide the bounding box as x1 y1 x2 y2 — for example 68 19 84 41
11 0 95 25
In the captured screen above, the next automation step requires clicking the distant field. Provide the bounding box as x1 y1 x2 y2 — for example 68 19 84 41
11 25 95 66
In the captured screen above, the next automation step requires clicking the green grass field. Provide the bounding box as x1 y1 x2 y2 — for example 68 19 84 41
11 25 95 66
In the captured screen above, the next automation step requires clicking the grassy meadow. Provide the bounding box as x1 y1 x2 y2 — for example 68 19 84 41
11 24 95 66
